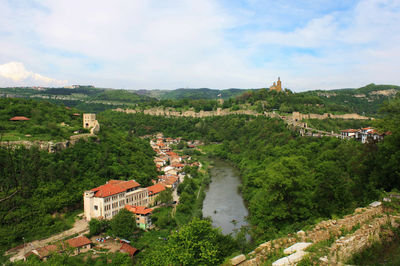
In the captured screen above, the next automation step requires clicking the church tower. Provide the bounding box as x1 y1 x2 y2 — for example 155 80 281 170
277 77 282 91
269 77 283 92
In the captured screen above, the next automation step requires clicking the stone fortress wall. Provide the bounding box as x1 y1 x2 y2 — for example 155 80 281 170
114 107 372 121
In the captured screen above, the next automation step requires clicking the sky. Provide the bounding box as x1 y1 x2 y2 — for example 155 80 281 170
0 0 399 91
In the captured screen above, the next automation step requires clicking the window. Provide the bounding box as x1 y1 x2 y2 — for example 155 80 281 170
94 205 98 210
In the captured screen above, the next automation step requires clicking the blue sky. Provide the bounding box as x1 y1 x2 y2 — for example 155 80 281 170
0 0 399 91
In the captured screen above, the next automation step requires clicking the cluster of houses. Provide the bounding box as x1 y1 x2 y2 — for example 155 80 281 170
341 127 391 143
25 133 202 262
83 133 201 230
26 234 138 261
150 133 200 189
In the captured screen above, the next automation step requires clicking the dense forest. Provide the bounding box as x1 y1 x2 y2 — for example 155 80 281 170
99 94 400 243
1 94 399 264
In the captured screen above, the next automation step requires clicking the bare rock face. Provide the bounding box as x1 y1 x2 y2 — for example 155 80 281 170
230 254 246 265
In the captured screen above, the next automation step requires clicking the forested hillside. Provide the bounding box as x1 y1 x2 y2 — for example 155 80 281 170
0 123 158 254
1 94 399 264
158 88 248 100
100 94 400 242
0 86 155 113
0 98 85 141
1 83 398 116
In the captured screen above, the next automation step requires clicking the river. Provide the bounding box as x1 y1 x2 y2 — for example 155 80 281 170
202 159 249 235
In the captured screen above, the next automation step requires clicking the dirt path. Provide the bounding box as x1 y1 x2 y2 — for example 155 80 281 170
6 214 89 262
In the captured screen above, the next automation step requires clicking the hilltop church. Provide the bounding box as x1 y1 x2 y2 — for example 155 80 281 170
269 77 283 92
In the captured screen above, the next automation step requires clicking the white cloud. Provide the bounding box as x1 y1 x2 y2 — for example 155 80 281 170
0 0 399 90
0 62 67 86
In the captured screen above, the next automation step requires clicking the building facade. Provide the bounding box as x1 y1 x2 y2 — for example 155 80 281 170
84 180 148 221
83 113 97 128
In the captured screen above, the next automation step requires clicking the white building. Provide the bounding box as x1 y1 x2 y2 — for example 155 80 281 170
84 180 148 221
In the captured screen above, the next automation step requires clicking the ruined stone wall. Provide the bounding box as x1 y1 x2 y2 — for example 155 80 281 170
290 111 372 121
0 133 96 153
115 108 371 121
326 214 400 264
115 107 263 118
237 204 391 266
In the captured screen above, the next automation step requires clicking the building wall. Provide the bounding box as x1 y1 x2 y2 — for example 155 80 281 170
136 214 151 229
85 188 149 221
83 113 97 129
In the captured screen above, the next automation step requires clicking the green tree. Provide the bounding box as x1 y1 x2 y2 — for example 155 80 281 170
141 218 231 265
89 219 110 236
109 209 136 239
155 189 173 205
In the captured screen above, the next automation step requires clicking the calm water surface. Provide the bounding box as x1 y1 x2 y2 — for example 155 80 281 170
202 159 249 235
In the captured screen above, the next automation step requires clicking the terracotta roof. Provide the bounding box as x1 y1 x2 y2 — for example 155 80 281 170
109 180 141 190
341 129 358 133
161 176 178 186
91 180 140 198
172 163 185 168
73 113 80 116
36 245 58 258
66 236 92 248
147 183 166 195
125 205 153 215
120 243 138 256
9 116 30 121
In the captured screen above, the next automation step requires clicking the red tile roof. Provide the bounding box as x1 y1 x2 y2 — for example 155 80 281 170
125 205 153 215
91 180 140 197
172 163 185 168
341 129 358 133
147 183 166 196
66 236 92 248
9 116 30 121
120 243 138 256
160 176 179 187
36 245 58 258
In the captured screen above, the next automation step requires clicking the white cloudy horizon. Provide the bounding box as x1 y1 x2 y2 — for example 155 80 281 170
0 0 399 91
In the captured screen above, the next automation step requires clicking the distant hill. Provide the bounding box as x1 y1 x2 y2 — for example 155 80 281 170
0 86 156 112
134 88 251 100
159 88 250 100
1 83 398 115
302 83 400 115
